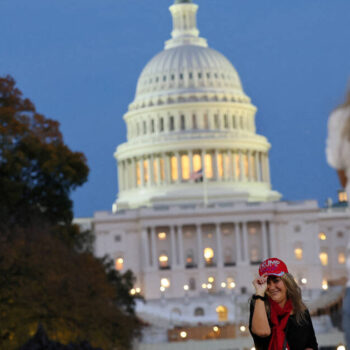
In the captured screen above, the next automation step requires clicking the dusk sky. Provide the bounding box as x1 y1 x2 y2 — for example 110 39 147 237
2 0 350 217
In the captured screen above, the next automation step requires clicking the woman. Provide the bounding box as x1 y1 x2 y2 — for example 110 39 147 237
249 257 318 350
326 85 350 348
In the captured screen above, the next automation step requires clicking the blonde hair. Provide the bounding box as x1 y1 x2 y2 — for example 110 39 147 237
260 273 308 326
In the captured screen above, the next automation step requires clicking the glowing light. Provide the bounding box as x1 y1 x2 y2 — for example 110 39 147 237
180 331 187 338
337 345 346 350
161 278 170 288
294 247 303 260
183 285 189 291
318 232 327 241
251 347 256 350
160 286 165 292
229 282 236 289
208 276 214 283
201 283 207 289
115 257 124 271
130 289 136 295
158 232 166 240
322 280 328 290
207 283 213 290
319 252 328 266
221 282 227 288
338 252 346 264
240 325 246 332
213 326 219 332
301 278 307 285
159 254 168 262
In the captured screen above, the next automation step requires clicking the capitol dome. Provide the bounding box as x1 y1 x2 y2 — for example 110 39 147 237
113 0 280 210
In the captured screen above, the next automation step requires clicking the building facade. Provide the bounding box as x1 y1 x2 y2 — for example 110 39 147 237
87 0 350 346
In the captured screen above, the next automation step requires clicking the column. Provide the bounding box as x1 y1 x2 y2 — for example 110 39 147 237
261 153 267 183
230 150 235 181
118 161 123 191
156 156 161 185
201 150 206 180
215 223 223 268
214 150 219 180
131 158 136 188
239 150 245 181
223 151 227 181
170 226 177 269
267 221 276 257
140 159 145 187
247 151 252 182
141 228 150 269
189 150 194 182
196 224 203 268
261 221 268 260
149 155 154 186
177 226 184 268
164 153 171 184
151 227 157 269
234 222 242 263
176 152 182 183
265 153 271 184
146 157 151 187
255 152 260 182
242 222 249 264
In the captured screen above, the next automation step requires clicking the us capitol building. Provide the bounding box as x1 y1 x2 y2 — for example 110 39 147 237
77 0 350 348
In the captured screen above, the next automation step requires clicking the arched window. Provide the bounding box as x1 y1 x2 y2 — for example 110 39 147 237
224 114 228 129
180 115 185 130
143 121 147 135
160 118 164 132
171 308 182 317
194 307 205 316
169 116 175 131
151 119 155 133
216 305 228 322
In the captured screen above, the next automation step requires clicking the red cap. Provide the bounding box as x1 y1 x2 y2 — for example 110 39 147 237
259 258 288 277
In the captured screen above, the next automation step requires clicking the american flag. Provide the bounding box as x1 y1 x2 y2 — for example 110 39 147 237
190 168 203 182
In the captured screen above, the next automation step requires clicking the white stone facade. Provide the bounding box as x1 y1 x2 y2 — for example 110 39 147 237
83 0 350 346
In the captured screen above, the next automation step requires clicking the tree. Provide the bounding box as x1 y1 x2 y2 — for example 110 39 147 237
0 75 89 228
0 226 141 350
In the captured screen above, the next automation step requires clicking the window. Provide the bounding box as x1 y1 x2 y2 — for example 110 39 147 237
337 231 344 238
319 252 328 266
189 72 193 79
160 158 165 181
217 153 223 179
192 114 197 129
338 252 346 264
163 75 167 82
189 277 196 290
170 156 178 182
204 113 209 129
171 74 175 81
143 160 148 184
169 116 174 131
216 305 228 322
243 153 249 178
224 114 228 128
235 153 240 179
136 162 141 186
153 158 158 183
114 235 121 242
205 153 213 179
160 118 164 132
179 73 184 80
194 307 204 316
151 119 155 133
180 115 185 130
294 247 303 260
158 232 166 240
198 72 202 79
232 115 236 128
206 72 210 79
181 154 190 180
159 253 169 269
214 114 219 128
193 154 202 172
115 257 124 271
318 232 326 240
204 247 214 265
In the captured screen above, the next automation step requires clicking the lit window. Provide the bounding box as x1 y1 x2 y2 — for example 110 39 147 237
217 153 223 179
115 257 124 271
181 154 190 180
319 252 328 266
294 247 303 260
243 153 249 177
159 253 169 268
153 159 158 183
322 279 328 290
143 160 148 184
160 278 170 288
234 153 240 179
204 247 214 264
158 232 166 240
216 305 228 322
338 190 348 203
192 154 202 172
205 153 213 179
136 162 141 186
318 232 327 241
171 156 178 181
159 158 165 181
338 252 346 264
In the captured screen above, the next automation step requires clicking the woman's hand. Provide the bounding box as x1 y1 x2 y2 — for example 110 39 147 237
252 274 268 296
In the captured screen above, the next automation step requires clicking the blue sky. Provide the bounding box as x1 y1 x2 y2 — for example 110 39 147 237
2 0 350 217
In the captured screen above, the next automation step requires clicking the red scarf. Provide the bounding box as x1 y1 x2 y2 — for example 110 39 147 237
268 298 292 350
